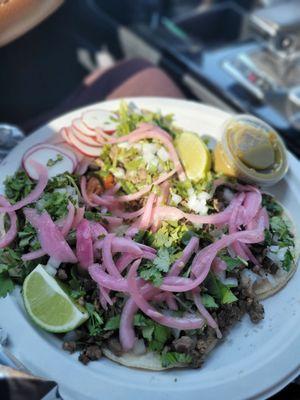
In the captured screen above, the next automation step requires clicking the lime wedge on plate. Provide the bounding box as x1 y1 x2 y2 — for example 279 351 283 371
176 132 211 181
23 265 88 333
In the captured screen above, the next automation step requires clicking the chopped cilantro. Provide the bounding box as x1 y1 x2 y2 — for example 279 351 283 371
4 170 33 204
47 153 63 167
0 248 25 298
262 195 283 216
264 229 273 246
0 273 14 298
86 303 103 336
282 249 293 271
161 352 192 367
220 255 248 271
36 191 70 220
148 221 189 249
104 315 120 331
205 273 238 305
201 294 219 308
153 248 171 273
270 216 294 246
18 222 39 250
139 247 172 286
45 173 80 197
68 267 86 300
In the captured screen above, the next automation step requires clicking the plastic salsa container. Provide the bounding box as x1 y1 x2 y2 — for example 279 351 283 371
214 114 288 186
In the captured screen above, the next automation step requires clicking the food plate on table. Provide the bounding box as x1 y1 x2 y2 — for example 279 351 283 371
0 97 299 400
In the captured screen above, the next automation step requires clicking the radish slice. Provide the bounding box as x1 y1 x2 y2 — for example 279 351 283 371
60 128 70 143
82 109 118 133
66 128 102 157
56 138 84 164
72 118 97 137
23 144 75 179
70 126 101 147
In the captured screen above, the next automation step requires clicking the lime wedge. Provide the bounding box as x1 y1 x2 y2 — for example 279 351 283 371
176 132 211 181
23 265 88 333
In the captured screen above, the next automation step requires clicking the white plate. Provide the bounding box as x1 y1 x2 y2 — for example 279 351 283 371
0 98 300 400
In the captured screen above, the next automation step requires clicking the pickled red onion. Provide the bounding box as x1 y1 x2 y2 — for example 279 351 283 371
76 219 94 269
24 208 77 263
0 196 17 249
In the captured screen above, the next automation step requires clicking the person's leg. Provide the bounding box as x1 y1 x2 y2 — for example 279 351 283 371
22 58 184 133
107 66 184 99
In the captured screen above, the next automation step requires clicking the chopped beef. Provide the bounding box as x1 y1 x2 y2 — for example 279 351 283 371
247 299 264 323
85 345 102 360
106 337 123 356
79 345 102 365
82 278 97 292
251 244 279 274
196 328 217 355
78 353 90 365
262 257 279 275
63 341 77 353
217 303 245 332
172 336 196 354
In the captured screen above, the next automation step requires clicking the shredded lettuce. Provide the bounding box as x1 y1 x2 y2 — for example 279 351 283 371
115 101 177 137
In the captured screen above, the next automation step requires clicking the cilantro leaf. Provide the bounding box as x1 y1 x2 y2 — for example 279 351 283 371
221 286 238 304
104 315 120 331
161 352 192 367
4 171 34 204
36 191 70 220
47 154 63 167
0 272 14 298
142 325 155 341
86 303 103 336
262 195 283 216
270 216 294 246
205 273 238 305
201 294 219 308
140 267 163 287
154 324 170 343
139 247 172 286
18 222 39 250
153 248 171 273
45 173 80 196
282 249 293 272
220 255 248 271
133 313 148 327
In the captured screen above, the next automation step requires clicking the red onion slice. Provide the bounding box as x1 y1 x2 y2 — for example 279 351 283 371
127 259 205 330
169 236 199 277
193 292 222 338
61 202 75 237
139 193 156 230
23 208 77 263
21 248 46 261
76 219 94 269
0 196 17 248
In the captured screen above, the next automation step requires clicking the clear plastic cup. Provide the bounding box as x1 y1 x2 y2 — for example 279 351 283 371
214 114 288 186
